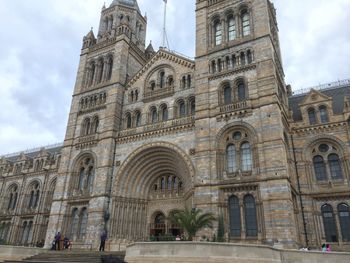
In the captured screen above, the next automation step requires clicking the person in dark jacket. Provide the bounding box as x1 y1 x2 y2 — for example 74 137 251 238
99 230 107 252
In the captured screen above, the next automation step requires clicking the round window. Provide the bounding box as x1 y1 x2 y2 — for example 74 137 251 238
319 144 329 153
233 131 242 140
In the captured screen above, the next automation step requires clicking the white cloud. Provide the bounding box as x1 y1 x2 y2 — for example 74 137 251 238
0 0 349 155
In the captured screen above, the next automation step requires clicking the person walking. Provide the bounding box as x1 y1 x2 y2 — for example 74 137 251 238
99 230 107 252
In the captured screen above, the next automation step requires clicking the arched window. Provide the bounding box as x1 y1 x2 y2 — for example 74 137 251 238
126 113 132 128
107 57 113 80
240 52 246 66
76 157 94 194
232 55 236 69
45 180 56 212
187 75 191 88
161 105 168 121
159 71 165 89
308 108 317 125
224 85 232 105
7 185 18 211
182 76 186 89
241 10 250 36
82 118 91 136
214 20 222 45
338 204 350 242
151 107 158 123
229 196 241 237
319 106 329 123
321 204 338 242
27 182 40 209
89 63 96 86
237 82 246 101
328 154 343 179
70 208 79 241
91 116 99 134
135 111 141 127
189 98 195 115
168 76 174 87
241 142 252 171
79 208 88 240
226 145 237 173
20 221 28 245
97 59 104 84
313 155 327 181
211 61 216 74
247 50 253 64
179 101 186 117
228 16 236 41
244 195 258 237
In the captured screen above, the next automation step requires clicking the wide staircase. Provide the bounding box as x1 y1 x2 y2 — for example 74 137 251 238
3 251 126 263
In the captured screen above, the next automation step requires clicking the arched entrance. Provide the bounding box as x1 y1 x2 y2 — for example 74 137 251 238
110 142 194 241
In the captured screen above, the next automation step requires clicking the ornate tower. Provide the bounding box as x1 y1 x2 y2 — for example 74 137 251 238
194 0 297 247
45 0 148 248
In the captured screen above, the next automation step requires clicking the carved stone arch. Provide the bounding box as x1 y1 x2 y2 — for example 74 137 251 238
302 135 347 161
144 64 176 90
210 13 221 24
233 76 249 100
114 141 195 199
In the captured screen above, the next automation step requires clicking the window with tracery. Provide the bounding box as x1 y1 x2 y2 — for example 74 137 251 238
68 207 89 241
226 131 253 174
312 143 343 182
6 185 18 211
77 157 95 194
153 175 182 192
27 182 40 209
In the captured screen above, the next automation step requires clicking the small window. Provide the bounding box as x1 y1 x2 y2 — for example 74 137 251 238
126 114 132 128
160 71 165 89
227 145 237 173
135 112 141 127
319 106 329 123
179 101 186 117
161 106 168 121
247 50 253 64
229 196 241 237
151 108 158 123
313 155 327 181
240 52 246 66
308 108 317 125
328 154 343 179
237 82 246 101
244 195 258 237
240 142 252 171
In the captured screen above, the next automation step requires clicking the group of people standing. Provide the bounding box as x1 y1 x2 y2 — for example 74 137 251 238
51 232 72 251
321 243 332 252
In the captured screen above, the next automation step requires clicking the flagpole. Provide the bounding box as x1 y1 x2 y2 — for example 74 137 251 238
162 0 167 48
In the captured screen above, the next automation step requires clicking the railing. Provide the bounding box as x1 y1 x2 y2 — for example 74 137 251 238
77 134 99 144
292 78 350 96
143 86 174 102
220 100 250 114
118 116 195 138
1 143 63 158
149 189 184 199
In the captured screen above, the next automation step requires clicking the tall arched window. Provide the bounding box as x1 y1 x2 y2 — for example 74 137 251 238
338 204 350 242
241 142 252 171
226 145 237 173
241 10 250 36
82 118 91 136
244 195 257 237
151 107 158 123
135 111 141 127
319 106 329 123
224 85 232 105
328 154 343 179
79 208 88 240
228 16 236 41
247 50 253 64
107 57 113 80
7 185 18 211
89 63 96 86
182 76 186 89
313 155 327 181
91 116 99 134
321 204 338 242
27 182 40 209
159 71 165 89
76 157 95 194
229 195 241 237
237 82 246 101
97 59 104 84
179 101 186 117
70 208 79 241
308 108 317 125
161 105 168 121
187 75 191 88
214 20 222 45
126 113 132 128
189 98 195 115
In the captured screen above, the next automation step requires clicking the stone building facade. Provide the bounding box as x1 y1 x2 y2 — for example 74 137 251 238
1 0 350 251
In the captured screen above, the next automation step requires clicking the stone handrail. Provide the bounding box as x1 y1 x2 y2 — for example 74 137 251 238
143 86 175 102
219 100 250 114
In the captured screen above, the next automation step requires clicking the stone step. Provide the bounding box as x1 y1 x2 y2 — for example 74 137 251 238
4 251 126 263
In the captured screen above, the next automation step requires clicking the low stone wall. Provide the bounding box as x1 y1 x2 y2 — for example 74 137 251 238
0 246 44 262
125 242 350 263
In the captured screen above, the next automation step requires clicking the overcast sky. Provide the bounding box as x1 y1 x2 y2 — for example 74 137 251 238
0 0 349 156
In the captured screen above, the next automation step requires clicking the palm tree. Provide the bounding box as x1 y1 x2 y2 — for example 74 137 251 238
168 207 216 241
